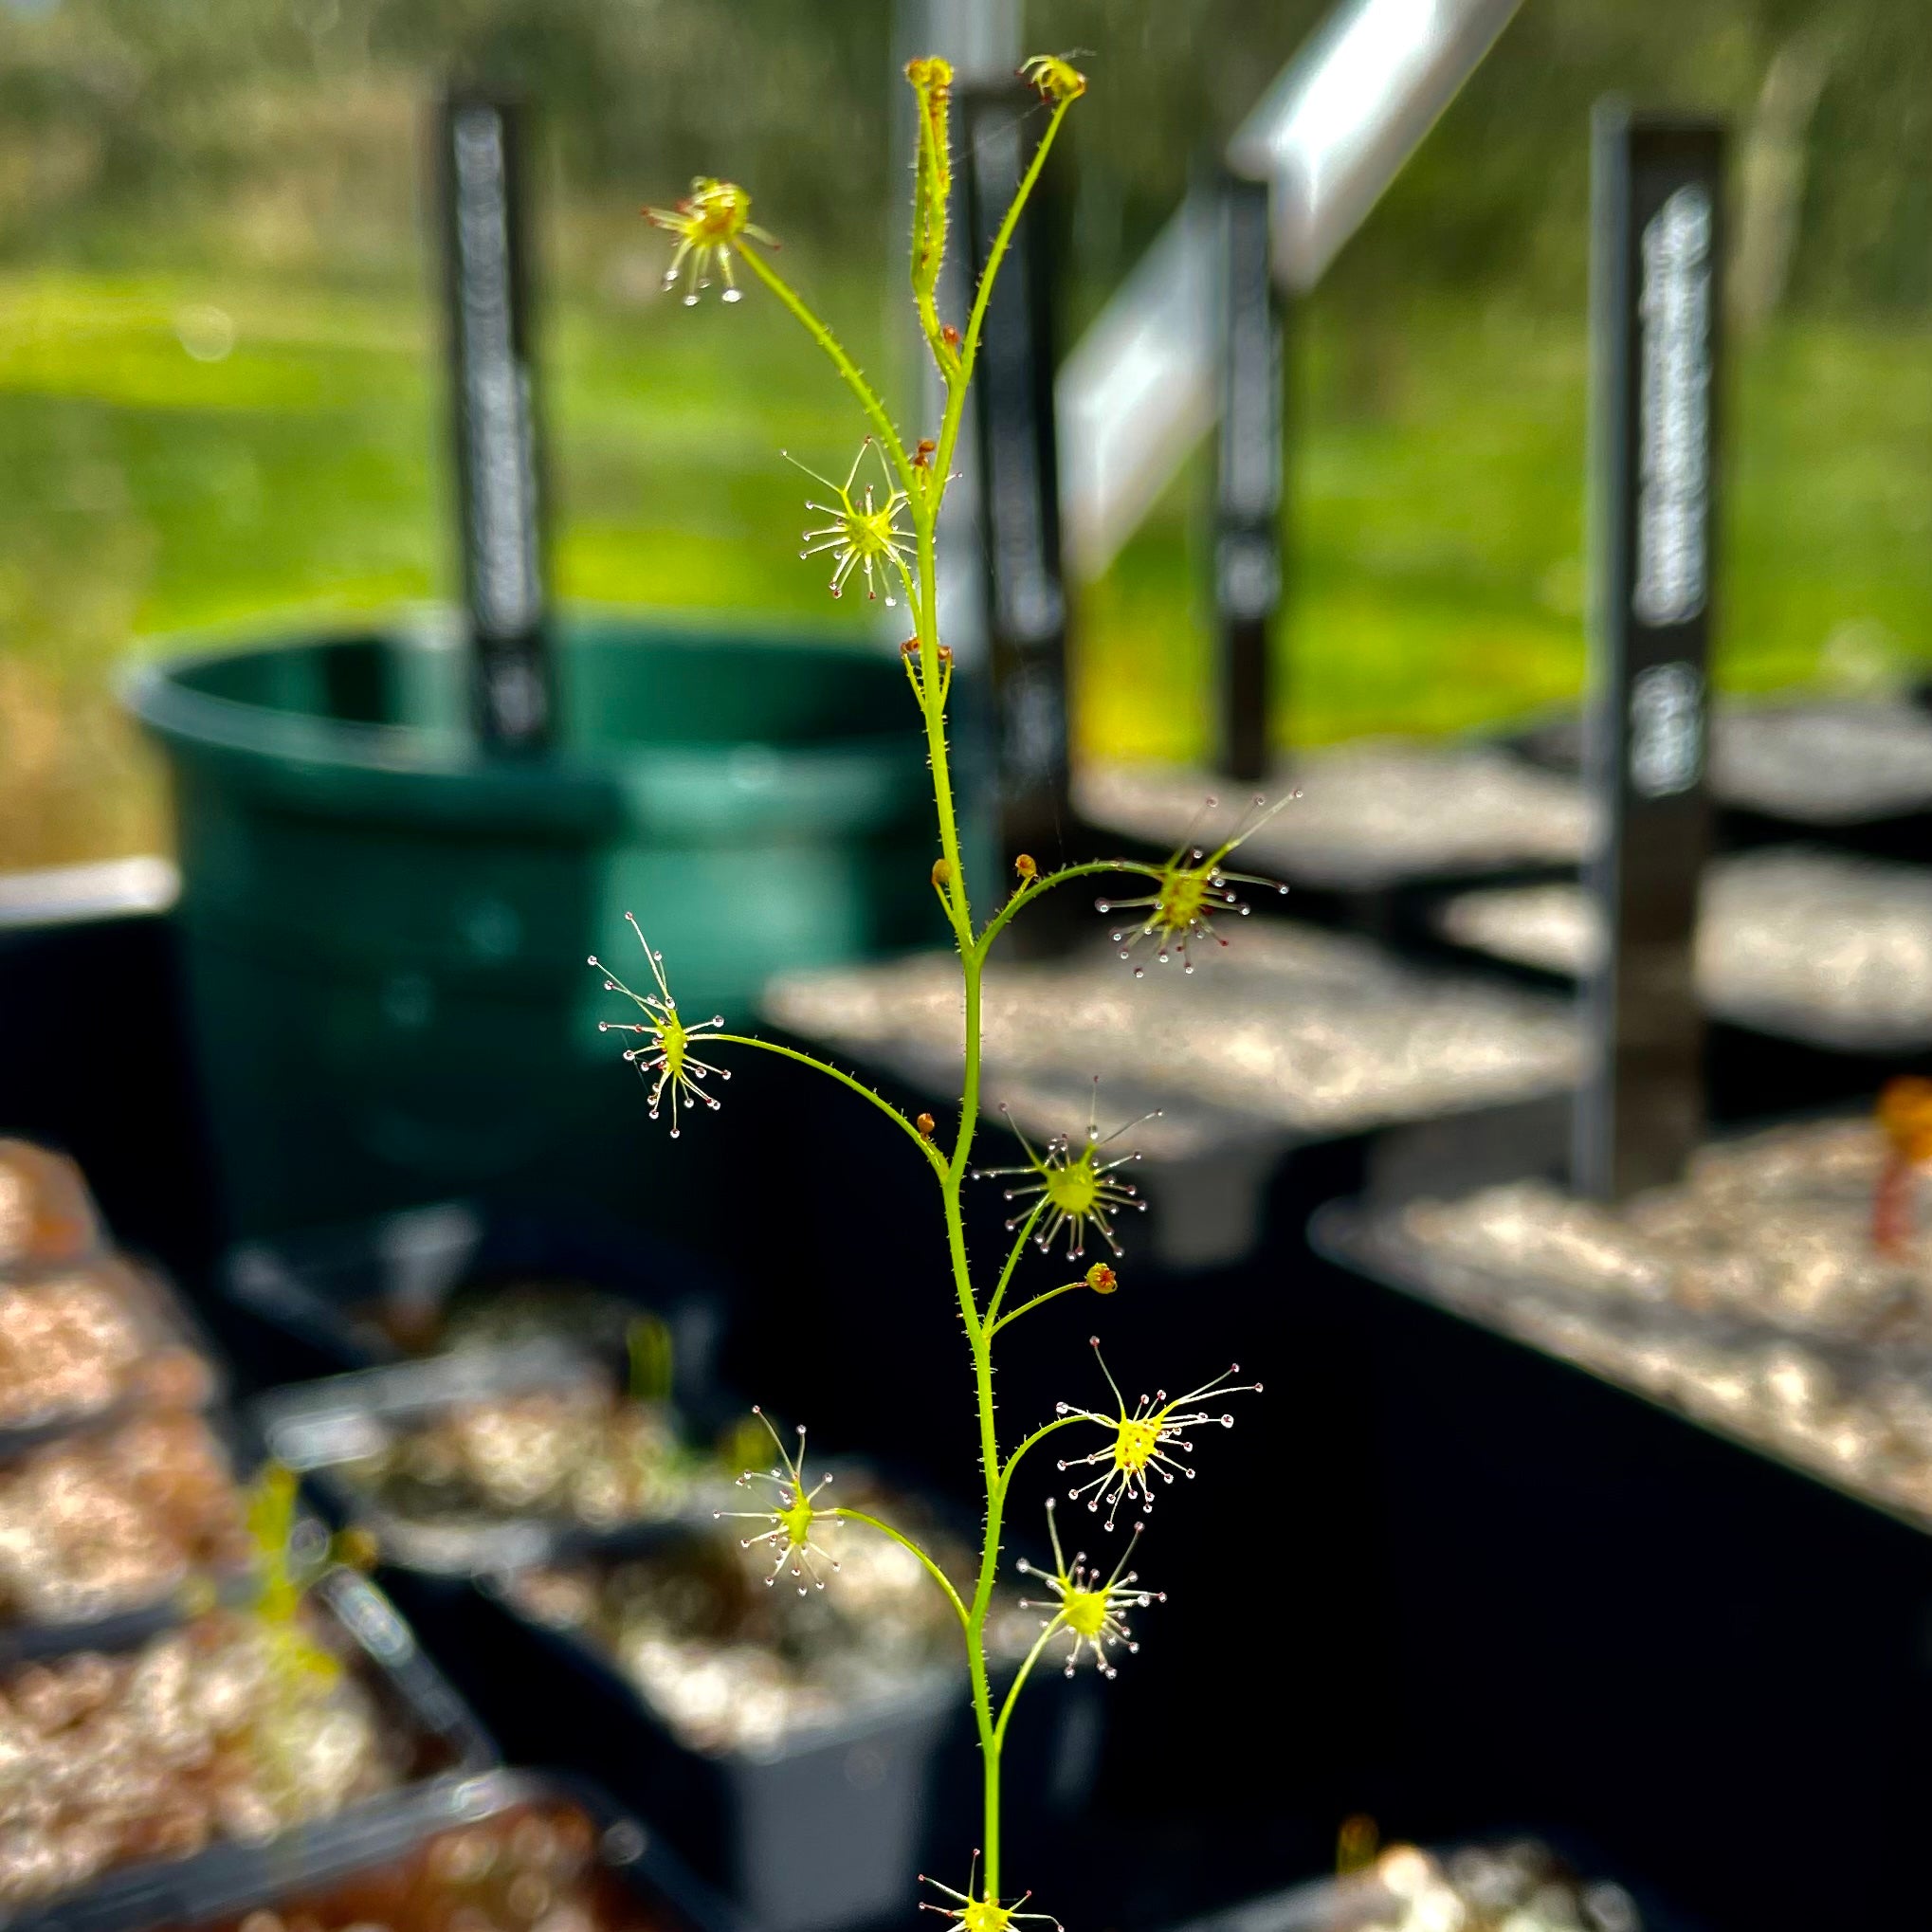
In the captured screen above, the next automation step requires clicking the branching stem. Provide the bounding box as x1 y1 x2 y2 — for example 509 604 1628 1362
975 858 1163 962
734 75 1082 1908
709 1034 946 1177
993 1619 1063 1750
735 248 918 496
983 1202 1047 1329
1001 1413 1086 1487
828 1509 970 1631
934 97 1076 489
990 1279 1087 1339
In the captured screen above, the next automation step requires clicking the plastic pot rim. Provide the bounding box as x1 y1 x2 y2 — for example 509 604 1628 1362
121 609 932 836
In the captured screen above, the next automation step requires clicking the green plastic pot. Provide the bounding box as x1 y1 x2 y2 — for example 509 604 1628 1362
127 611 942 1239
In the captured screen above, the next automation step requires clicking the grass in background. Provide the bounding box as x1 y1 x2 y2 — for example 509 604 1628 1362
1086 300 1932 762
2 270 1929 866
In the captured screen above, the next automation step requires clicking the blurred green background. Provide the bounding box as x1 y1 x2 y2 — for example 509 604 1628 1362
1 0 1929 867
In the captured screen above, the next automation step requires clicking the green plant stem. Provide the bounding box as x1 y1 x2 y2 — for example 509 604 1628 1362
955 955 985 1180
975 859 1162 960
989 1279 1087 1339
709 1034 945 1176
751 91 1080 1906
828 1508 970 1631
983 1204 1047 1329
965 1308 1006 1892
918 103 1074 1898
993 1619 1063 1750
1001 1413 1086 1485
909 82 954 374
735 247 918 496
934 97 1074 488
912 390 1011 1907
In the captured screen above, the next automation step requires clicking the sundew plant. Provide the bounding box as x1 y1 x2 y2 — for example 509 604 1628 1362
596 54 1279 1931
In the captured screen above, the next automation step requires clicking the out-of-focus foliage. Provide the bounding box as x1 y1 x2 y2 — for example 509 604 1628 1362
0 0 901 274
3 0 1930 315
0 0 1928 869
1041 0 1932 317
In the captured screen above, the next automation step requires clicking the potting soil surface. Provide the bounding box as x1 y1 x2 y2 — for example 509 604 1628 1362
501 1477 1033 1756
1172 1841 1641 1932
1322 1113 1932 1538
1514 695 1932 826
1103 704 1932 900
762 924 1580 1159
1710 697 1932 824
1435 847 1932 1049
1075 743 1594 893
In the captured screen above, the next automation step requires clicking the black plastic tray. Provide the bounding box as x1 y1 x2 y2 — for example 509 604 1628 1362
221 1199 722 1403
1307 1194 1932 1546
1299 1199 1932 1931
1159 1838 1701 1932
4 1565 498 1932
158 1768 740 1932
252 1344 719 1577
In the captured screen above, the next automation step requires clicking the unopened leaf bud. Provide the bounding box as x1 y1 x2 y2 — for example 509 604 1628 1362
932 859 953 888
1085 1263 1118 1294
1015 853 1037 881
904 53 954 98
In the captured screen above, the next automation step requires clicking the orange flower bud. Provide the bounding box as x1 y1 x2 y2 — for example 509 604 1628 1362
1879 1076 1932 1163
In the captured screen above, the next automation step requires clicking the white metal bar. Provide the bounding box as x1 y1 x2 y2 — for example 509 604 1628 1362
1058 0 1525 580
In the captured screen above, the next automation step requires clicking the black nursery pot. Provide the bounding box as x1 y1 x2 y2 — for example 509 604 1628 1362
251 1341 714 1579
469 1573 949 1932
254 1356 1101 1932
220 1195 725 1407
248 1340 732 1782
135 1769 735 1932
1303 1200 1932 1932
448 1564 1102 1932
